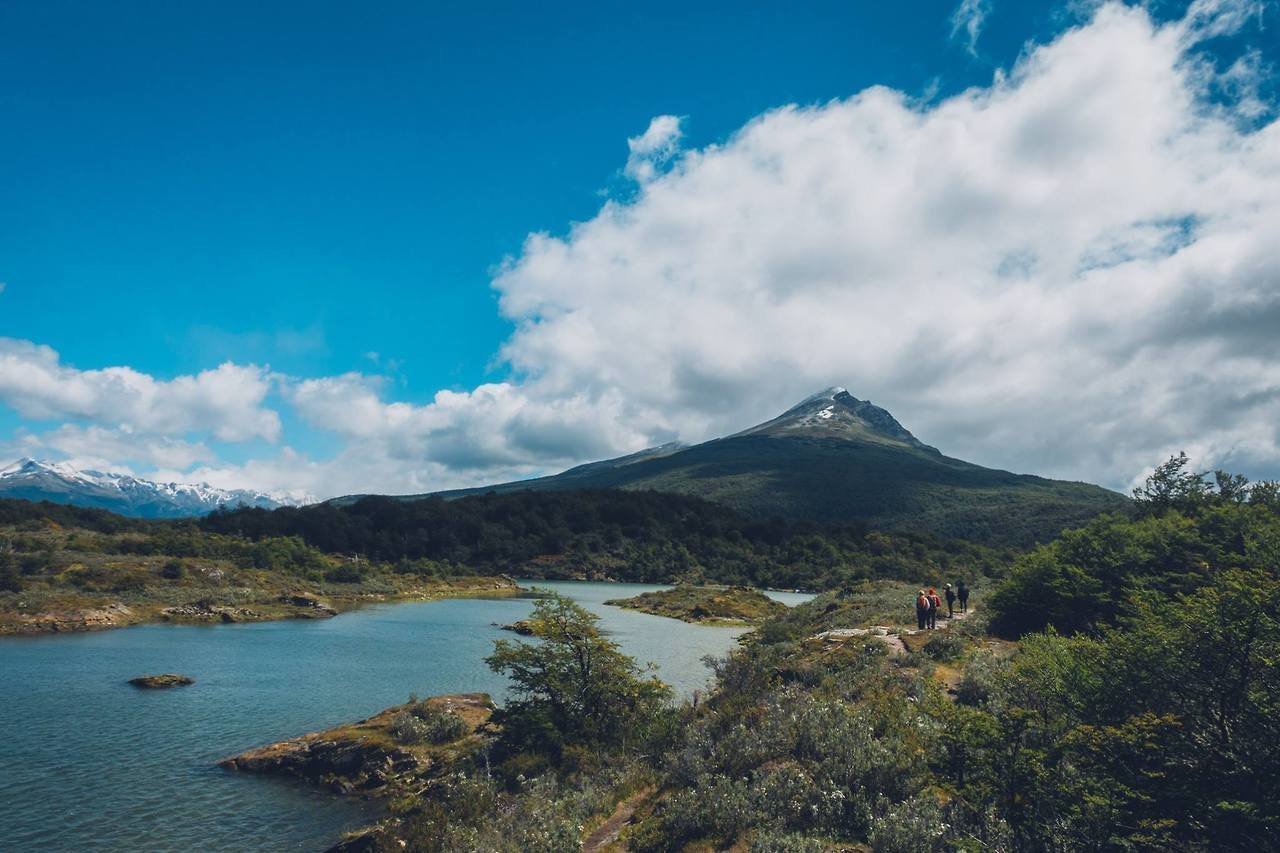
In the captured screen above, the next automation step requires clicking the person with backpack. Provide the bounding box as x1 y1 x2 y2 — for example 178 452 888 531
957 580 969 613
927 587 942 629
916 589 931 630
944 583 956 618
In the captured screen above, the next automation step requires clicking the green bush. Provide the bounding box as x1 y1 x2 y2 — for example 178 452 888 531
868 794 948 853
921 631 964 662
0 553 19 592
323 564 364 584
953 651 1003 706
391 704 468 745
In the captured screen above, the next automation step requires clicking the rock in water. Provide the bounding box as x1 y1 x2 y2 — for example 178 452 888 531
128 673 195 689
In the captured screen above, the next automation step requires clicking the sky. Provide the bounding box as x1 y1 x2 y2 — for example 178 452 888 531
1 0 1278 499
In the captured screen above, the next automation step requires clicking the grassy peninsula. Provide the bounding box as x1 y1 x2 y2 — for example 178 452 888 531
221 694 494 796
0 499 520 635
605 584 787 624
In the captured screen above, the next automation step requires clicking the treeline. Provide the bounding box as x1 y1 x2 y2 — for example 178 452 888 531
988 453 1280 636
199 489 1011 589
0 498 145 533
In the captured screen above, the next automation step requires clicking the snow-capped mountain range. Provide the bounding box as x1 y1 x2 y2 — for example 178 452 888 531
0 459 311 518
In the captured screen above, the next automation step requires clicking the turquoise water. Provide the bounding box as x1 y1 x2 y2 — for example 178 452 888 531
0 581 810 852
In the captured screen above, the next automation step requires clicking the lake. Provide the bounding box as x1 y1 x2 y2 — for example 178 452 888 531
0 581 812 851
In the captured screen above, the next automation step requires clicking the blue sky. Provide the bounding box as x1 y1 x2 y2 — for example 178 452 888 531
2 0 1279 497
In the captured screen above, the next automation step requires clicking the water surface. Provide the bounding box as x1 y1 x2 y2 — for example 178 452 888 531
0 581 808 851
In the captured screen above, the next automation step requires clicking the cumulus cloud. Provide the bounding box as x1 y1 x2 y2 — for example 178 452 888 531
7 1 1279 499
289 375 652 474
0 338 281 442
5 425 215 473
473 1 1280 491
624 115 684 183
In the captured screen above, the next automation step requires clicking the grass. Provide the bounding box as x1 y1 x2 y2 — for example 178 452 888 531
605 585 788 625
0 523 521 635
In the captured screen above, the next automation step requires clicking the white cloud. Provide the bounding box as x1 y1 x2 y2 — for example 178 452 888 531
4 425 215 473
473 1 1280 491
289 375 652 475
0 338 281 442
1178 0 1265 44
951 0 992 56
624 115 684 183
8 1 1280 500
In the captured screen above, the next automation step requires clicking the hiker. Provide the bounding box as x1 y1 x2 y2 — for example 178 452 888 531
927 587 941 629
944 583 956 618
957 580 969 613
916 589 931 630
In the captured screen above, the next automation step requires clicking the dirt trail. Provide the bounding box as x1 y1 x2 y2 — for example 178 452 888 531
582 786 653 853
812 603 977 660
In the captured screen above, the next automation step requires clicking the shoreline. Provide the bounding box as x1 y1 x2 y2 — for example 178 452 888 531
0 576 524 637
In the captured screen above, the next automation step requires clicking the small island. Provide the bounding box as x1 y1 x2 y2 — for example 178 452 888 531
128 673 195 689
605 584 787 625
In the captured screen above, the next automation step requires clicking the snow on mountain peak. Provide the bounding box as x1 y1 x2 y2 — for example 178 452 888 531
0 458 313 518
797 386 848 406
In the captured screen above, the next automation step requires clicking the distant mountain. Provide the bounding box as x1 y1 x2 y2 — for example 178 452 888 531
369 387 1127 546
0 459 307 519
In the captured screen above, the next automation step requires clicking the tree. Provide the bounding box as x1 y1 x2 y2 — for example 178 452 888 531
1133 452 1212 513
486 593 670 756
1214 470 1251 504
0 551 19 592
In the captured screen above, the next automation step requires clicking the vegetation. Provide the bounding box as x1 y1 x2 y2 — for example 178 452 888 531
606 584 788 624
0 499 518 634
390 701 469 746
315 458 1279 852
221 694 495 797
988 453 1280 637
202 490 1012 590
431 431 1128 546
485 595 671 764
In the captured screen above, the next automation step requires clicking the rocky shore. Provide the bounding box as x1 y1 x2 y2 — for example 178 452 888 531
0 576 522 637
128 673 195 689
220 693 495 795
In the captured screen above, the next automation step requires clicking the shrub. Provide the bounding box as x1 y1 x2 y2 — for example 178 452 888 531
324 564 364 584
392 703 468 745
160 559 185 579
0 553 19 592
954 651 1003 707
869 795 948 853
922 631 964 662
749 829 828 852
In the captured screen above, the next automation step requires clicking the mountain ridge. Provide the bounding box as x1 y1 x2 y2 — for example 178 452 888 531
341 387 1127 546
0 458 308 519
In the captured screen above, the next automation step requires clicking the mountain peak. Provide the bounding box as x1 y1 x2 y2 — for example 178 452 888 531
795 386 848 406
734 388 938 452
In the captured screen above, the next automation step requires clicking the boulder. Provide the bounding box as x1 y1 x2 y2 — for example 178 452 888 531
128 673 195 689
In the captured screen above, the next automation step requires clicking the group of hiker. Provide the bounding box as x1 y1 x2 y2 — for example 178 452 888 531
915 580 968 630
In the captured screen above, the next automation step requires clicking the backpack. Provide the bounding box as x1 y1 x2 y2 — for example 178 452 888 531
917 594 931 611
930 593 942 608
